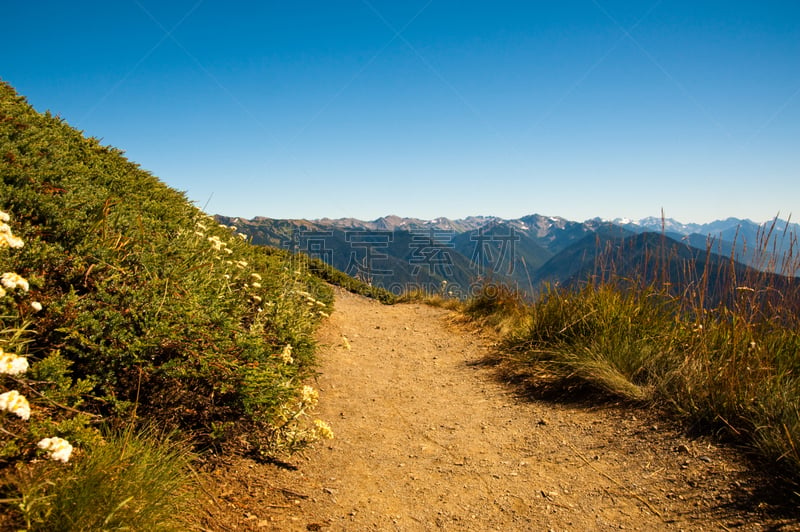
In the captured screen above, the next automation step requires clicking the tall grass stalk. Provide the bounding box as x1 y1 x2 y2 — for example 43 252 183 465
478 217 800 482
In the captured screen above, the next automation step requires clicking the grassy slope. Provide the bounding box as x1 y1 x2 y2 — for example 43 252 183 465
0 81 333 528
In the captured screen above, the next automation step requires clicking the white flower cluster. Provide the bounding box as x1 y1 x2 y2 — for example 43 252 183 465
300 385 318 406
195 220 233 255
313 419 334 440
0 208 73 462
293 289 329 318
193 218 270 311
0 211 32 298
0 210 24 249
279 344 294 364
0 390 31 420
38 436 73 463
207 234 226 251
0 348 29 375
1 271 30 292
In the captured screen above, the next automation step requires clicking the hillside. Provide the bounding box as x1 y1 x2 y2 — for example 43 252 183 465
0 81 332 528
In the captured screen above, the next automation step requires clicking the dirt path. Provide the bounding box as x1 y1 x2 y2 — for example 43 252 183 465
203 288 798 531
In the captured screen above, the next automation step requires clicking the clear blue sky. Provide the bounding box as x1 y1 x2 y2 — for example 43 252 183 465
3 1 798 223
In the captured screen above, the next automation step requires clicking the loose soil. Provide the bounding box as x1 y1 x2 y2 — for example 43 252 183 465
200 288 799 531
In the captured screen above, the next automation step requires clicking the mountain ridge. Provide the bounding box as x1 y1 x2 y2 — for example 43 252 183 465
236 213 797 237
218 212 799 297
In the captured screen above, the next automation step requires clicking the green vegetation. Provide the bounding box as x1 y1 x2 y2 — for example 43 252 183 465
11 428 195 531
0 81 333 527
464 234 800 484
300 253 397 304
3 72 797 526
394 283 464 310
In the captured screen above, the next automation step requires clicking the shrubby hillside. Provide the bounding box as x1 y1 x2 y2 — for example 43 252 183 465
0 81 331 528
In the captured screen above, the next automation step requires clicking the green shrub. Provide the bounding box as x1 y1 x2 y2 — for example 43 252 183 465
0 80 332 449
301 253 397 304
0 78 337 528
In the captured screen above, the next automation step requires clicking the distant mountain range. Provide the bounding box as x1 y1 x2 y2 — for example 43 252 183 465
608 216 799 269
217 213 799 297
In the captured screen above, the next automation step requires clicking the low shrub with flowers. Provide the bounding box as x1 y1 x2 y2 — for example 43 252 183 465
0 81 335 528
0 210 95 455
259 383 335 456
0 208 103 529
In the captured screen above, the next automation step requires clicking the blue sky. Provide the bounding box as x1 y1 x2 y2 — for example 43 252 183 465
3 1 798 223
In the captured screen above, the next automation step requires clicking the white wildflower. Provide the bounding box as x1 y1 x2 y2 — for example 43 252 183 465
250 273 262 281
251 282 262 289
37 437 73 463
0 390 31 420
31 301 42 312
280 344 294 364
8 235 24 248
0 211 9 222
0 350 29 375
251 295 262 303
1 272 30 292
301 385 318 405
313 419 334 440
238 233 248 240
0 233 24 249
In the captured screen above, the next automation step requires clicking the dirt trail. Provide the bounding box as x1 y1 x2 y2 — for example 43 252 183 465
204 288 798 531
